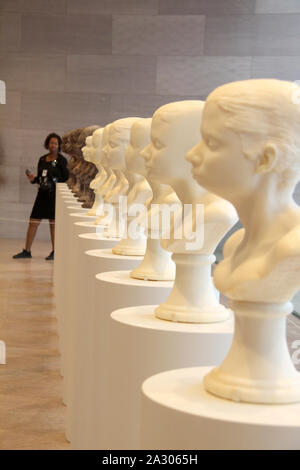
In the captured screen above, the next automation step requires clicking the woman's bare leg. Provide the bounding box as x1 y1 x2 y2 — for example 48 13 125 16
25 219 41 252
49 220 55 251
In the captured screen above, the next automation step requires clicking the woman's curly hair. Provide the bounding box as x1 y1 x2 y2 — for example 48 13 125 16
44 132 62 152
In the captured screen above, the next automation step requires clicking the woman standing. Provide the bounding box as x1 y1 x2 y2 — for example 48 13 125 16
13 133 69 260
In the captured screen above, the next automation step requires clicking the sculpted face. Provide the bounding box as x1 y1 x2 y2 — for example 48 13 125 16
92 128 103 162
107 126 127 170
142 102 204 185
186 101 256 201
125 119 151 177
107 118 139 170
141 116 175 184
100 125 111 168
82 135 93 162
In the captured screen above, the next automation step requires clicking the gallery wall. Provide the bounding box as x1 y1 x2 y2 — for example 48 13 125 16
1 0 300 239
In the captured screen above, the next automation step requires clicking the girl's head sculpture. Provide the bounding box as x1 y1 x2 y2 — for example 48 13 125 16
142 101 205 188
188 80 300 405
125 118 152 178
188 79 300 205
107 117 140 171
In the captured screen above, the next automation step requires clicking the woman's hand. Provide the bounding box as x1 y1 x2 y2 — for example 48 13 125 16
26 173 35 182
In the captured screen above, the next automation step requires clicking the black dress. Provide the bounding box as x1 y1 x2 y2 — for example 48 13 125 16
30 153 69 220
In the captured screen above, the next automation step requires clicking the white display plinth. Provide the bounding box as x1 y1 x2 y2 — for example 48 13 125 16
78 232 120 250
73 220 100 236
62 195 77 200
62 220 100 402
59 212 98 381
54 189 80 304
141 366 300 450
67 205 87 211
70 250 143 450
56 204 87 298
64 202 82 209
69 211 96 220
54 188 64 294
61 190 75 195
63 232 121 435
106 305 233 450
89 272 173 450
60 187 72 193
61 194 77 200
54 187 80 299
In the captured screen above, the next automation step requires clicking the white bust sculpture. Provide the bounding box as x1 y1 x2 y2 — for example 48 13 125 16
112 119 153 255
102 117 140 238
87 128 108 216
130 118 181 281
91 128 103 164
82 135 93 162
94 124 117 226
143 100 238 323
187 79 300 403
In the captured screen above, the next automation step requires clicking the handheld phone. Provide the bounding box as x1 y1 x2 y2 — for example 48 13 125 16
25 169 32 176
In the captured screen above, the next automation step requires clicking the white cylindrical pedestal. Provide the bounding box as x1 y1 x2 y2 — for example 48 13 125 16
106 305 233 450
68 211 96 221
54 188 77 282
54 187 82 296
155 254 230 323
141 366 300 450
62 225 107 441
56 205 91 298
70 250 143 450
78 232 121 250
62 195 78 202
89 272 173 450
67 205 87 212
55 204 88 298
54 188 64 293
59 212 98 379
204 300 300 405
59 188 72 196
73 220 100 237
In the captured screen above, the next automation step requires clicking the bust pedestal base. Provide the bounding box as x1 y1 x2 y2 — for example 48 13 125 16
130 238 175 281
204 300 300 404
141 366 300 450
105 305 233 450
69 251 142 448
61 232 118 385
155 254 230 324
112 236 146 256
76 271 172 450
61 220 101 404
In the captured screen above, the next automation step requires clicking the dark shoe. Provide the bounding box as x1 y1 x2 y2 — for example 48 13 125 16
45 251 54 260
13 249 32 259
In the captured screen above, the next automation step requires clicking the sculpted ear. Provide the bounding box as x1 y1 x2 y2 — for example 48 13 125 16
255 143 278 174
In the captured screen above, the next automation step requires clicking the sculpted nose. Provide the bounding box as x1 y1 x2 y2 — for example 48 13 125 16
140 144 151 161
185 147 197 164
186 142 202 165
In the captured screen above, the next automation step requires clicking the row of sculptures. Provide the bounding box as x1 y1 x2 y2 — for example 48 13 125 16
62 125 99 208
62 79 300 406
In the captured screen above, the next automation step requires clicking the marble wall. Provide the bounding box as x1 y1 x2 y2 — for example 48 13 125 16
1 0 300 239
